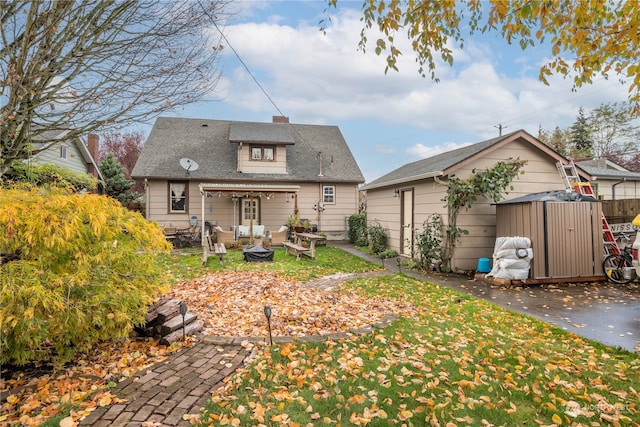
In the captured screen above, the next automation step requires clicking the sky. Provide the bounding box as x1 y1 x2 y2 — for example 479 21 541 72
159 0 635 183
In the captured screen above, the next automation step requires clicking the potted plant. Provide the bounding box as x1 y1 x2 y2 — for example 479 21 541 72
286 212 306 233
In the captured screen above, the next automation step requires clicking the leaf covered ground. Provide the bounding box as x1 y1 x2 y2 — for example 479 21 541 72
196 274 640 426
2 247 640 426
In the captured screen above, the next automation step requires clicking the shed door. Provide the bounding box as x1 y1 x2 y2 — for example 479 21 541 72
545 202 595 277
400 189 413 256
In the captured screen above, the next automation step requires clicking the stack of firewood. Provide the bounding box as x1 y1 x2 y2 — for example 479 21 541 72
137 297 203 345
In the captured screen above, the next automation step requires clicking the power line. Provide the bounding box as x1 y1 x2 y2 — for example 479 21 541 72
196 0 321 158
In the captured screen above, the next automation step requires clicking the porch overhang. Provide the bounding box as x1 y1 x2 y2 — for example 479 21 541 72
199 183 301 195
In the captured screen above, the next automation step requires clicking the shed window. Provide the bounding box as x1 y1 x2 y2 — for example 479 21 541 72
323 185 335 204
60 145 67 159
169 181 187 212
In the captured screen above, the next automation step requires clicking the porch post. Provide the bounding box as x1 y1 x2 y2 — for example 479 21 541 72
200 187 205 247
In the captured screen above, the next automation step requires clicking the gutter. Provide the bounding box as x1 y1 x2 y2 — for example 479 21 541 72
362 171 444 191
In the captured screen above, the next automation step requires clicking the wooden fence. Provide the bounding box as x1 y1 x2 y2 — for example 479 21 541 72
601 199 640 224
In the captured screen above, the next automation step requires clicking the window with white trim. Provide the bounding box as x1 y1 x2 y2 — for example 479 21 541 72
169 181 187 212
60 145 67 159
250 146 274 161
323 185 335 204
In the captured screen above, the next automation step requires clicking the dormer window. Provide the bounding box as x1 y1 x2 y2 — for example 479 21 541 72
251 146 274 161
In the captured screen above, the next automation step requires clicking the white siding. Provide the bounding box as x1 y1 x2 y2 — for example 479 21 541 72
31 140 88 174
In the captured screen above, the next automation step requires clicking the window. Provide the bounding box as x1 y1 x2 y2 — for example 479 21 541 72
250 146 274 161
60 145 67 159
323 185 335 204
169 181 187 212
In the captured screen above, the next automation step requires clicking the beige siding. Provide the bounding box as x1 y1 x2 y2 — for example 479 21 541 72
237 145 287 174
366 140 569 271
146 180 359 239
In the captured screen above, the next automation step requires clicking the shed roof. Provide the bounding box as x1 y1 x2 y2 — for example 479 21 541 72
362 129 577 190
131 117 364 183
496 190 599 204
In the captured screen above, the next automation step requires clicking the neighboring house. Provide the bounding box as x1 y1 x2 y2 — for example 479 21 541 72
361 129 589 272
30 131 103 181
131 116 364 240
574 158 640 200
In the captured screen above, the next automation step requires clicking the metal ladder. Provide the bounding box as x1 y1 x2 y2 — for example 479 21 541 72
556 161 620 256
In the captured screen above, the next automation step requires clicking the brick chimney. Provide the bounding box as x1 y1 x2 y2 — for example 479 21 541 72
87 133 100 178
272 115 289 124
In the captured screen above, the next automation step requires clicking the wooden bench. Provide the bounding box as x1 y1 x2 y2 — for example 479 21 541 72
282 241 311 260
202 233 227 265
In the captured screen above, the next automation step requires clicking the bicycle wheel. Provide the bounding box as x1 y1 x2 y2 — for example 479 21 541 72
603 254 636 284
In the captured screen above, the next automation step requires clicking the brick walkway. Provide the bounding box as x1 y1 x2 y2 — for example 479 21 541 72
79 337 253 427
79 268 397 426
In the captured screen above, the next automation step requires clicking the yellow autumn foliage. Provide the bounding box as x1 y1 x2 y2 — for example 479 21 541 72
0 185 171 366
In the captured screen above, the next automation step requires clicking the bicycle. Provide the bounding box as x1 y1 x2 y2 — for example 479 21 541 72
602 233 637 284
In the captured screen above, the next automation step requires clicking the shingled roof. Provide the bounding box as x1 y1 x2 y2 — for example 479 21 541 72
131 117 364 183
575 159 640 181
362 129 572 190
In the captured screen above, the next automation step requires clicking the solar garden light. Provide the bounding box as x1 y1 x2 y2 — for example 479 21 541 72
396 257 402 273
179 301 188 340
264 305 273 346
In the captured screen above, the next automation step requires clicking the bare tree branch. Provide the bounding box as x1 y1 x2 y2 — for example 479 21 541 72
1 0 231 177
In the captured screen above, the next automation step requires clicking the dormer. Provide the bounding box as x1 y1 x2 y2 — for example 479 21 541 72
230 116 294 174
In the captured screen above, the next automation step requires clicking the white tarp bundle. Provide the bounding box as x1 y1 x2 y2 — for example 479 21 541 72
486 236 533 280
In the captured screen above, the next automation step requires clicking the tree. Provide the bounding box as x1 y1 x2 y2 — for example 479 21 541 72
100 131 145 193
330 1 640 113
538 125 570 156
100 153 135 203
441 159 527 272
588 102 640 159
569 107 594 158
1 0 230 178
0 185 170 365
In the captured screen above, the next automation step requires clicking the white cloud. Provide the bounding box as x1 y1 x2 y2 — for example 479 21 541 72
407 141 472 159
196 2 637 182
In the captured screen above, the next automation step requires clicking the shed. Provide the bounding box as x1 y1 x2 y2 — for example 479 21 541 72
495 190 605 281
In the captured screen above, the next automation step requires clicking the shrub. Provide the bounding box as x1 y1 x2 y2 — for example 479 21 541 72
0 185 171 366
415 214 444 271
348 213 367 246
367 220 387 255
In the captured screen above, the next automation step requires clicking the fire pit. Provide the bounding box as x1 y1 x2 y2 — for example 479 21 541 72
242 245 274 262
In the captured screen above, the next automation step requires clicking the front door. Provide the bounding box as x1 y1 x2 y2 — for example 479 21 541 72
401 189 413 256
241 197 259 226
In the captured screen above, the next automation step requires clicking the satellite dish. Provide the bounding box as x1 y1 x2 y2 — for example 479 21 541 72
179 158 199 174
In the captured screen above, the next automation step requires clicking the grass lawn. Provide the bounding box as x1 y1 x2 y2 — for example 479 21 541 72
190 246 640 426
2 245 638 426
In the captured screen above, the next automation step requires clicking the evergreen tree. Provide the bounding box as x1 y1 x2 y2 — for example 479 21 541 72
570 107 594 158
100 153 134 203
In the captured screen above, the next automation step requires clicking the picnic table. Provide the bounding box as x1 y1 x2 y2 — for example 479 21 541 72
283 232 324 260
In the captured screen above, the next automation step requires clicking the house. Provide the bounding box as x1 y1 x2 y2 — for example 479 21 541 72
131 116 364 242
30 131 103 180
361 129 588 272
574 158 640 200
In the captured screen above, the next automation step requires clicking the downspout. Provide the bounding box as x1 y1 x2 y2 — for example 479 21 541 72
611 178 626 200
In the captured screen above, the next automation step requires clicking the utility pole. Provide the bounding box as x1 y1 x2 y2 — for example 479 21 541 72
495 124 507 136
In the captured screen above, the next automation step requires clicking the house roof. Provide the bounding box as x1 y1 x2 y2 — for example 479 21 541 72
229 122 296 145
131 117 364 183
362 129 580 190
574 159 640 181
